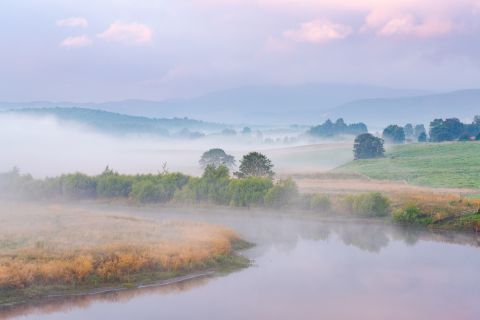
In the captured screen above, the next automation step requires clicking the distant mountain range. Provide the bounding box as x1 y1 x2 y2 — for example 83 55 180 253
0 84 428 125
326 89 480 128
1 84 479 127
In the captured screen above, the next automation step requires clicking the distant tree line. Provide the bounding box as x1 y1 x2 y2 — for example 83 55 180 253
380 115 480 144
429 116 480 142
308 118 368 138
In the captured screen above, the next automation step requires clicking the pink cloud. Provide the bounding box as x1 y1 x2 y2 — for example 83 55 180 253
56 17 88 28
97 22 153 45
283 20 352 44
60 35 92 48
364 10 455 38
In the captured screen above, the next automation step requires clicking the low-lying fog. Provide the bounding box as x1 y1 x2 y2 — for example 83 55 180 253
0 114 353 177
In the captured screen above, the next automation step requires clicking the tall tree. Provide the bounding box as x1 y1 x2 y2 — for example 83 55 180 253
353 133 385 160
382 125 405 144
199 148 235 169
234 152 274 178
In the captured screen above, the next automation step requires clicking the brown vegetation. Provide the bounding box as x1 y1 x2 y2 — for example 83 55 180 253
0 202 242 295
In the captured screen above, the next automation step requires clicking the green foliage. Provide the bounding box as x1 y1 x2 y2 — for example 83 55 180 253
61 173 97 199
96 168 133 197
227 177 273 207
353 133 385 160
345 192 390 217
264 179 299 209
337 142 480 189
417 132 427 142
199 149 235 169
382 125 405 144
308 118 368 138
309 194 331 211
428 117 480 142
392 204 432 225
130 180 167 203
235 152 274 178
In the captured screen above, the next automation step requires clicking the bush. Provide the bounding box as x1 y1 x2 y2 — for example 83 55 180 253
310 194 331 211
97 173 133 198
130 180 166 203
228 177 273 207
346 192 390 217
61 173 97 199
264 179 299 209
392 204 432 225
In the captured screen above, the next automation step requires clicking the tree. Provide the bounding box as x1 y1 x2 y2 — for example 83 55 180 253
404 123 414 138
353 133 385 160
382 125 405 144
307 118 368 137
414 124 426 139
418 132 427 142
459 134 472 141
429 118 464 142
221 128 236 136
476 133 480 141
234 152 274 178
199 148 235 169
242 127 252 135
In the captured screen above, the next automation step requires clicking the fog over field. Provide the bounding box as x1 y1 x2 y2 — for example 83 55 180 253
0 114 353 177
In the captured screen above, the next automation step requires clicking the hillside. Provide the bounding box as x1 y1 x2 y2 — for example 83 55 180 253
5 108 227 136
0 84 426 125
328 89 480 127
335 142 480 189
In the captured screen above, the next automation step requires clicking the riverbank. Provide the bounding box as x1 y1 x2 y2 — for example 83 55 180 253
0 202 251 307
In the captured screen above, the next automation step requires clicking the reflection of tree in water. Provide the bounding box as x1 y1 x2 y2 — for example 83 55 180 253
0 276 210 320
335 224 390 253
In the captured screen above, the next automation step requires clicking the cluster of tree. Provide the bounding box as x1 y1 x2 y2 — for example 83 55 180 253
307 118 368 138
382 123 426 144
429 116 480 142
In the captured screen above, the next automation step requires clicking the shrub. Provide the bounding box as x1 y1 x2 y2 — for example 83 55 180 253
392 204 432 225
130 180 166 203
61 173 97 199
97 173 133 197
264 179 299 209
228 177 273 207
310 194 331 211
346 192 390 217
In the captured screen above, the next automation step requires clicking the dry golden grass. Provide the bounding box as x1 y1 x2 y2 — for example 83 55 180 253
0 202 240 290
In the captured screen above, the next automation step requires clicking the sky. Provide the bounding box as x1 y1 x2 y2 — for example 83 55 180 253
1 0 480 102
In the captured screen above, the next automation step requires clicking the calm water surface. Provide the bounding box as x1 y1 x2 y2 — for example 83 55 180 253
3 207 480 320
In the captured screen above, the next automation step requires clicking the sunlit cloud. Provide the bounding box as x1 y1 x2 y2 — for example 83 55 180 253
56 17 88 28
60 35 93 48
283 20 352 44
363 10 456 38
97 22 153 45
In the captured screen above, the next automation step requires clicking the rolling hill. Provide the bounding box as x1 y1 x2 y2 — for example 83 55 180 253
0 84 427 125
4 108 228 137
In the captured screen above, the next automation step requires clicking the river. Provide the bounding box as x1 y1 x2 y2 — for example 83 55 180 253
2 206 480 320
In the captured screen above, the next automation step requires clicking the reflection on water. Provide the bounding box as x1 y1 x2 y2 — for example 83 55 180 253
3 207 480 320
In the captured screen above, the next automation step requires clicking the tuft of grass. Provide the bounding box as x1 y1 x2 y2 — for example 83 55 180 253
336 142 480 189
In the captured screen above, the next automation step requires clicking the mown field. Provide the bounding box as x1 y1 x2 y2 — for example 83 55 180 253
336 142 480 189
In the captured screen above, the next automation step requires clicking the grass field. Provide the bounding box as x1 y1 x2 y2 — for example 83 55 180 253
0 202 248 305
335 142 480 189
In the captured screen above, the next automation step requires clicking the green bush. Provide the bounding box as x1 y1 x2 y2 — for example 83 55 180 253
61 173 97 199
310 194 331 211
346 192 390 217
130 180 166 203
228 177 273 207
264 179 299 209
392 204 432 225
97 173 133 197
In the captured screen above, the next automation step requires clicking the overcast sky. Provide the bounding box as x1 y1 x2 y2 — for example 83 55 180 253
1 0 480 102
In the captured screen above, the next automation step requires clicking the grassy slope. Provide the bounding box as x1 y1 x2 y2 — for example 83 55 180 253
335 142 480 189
